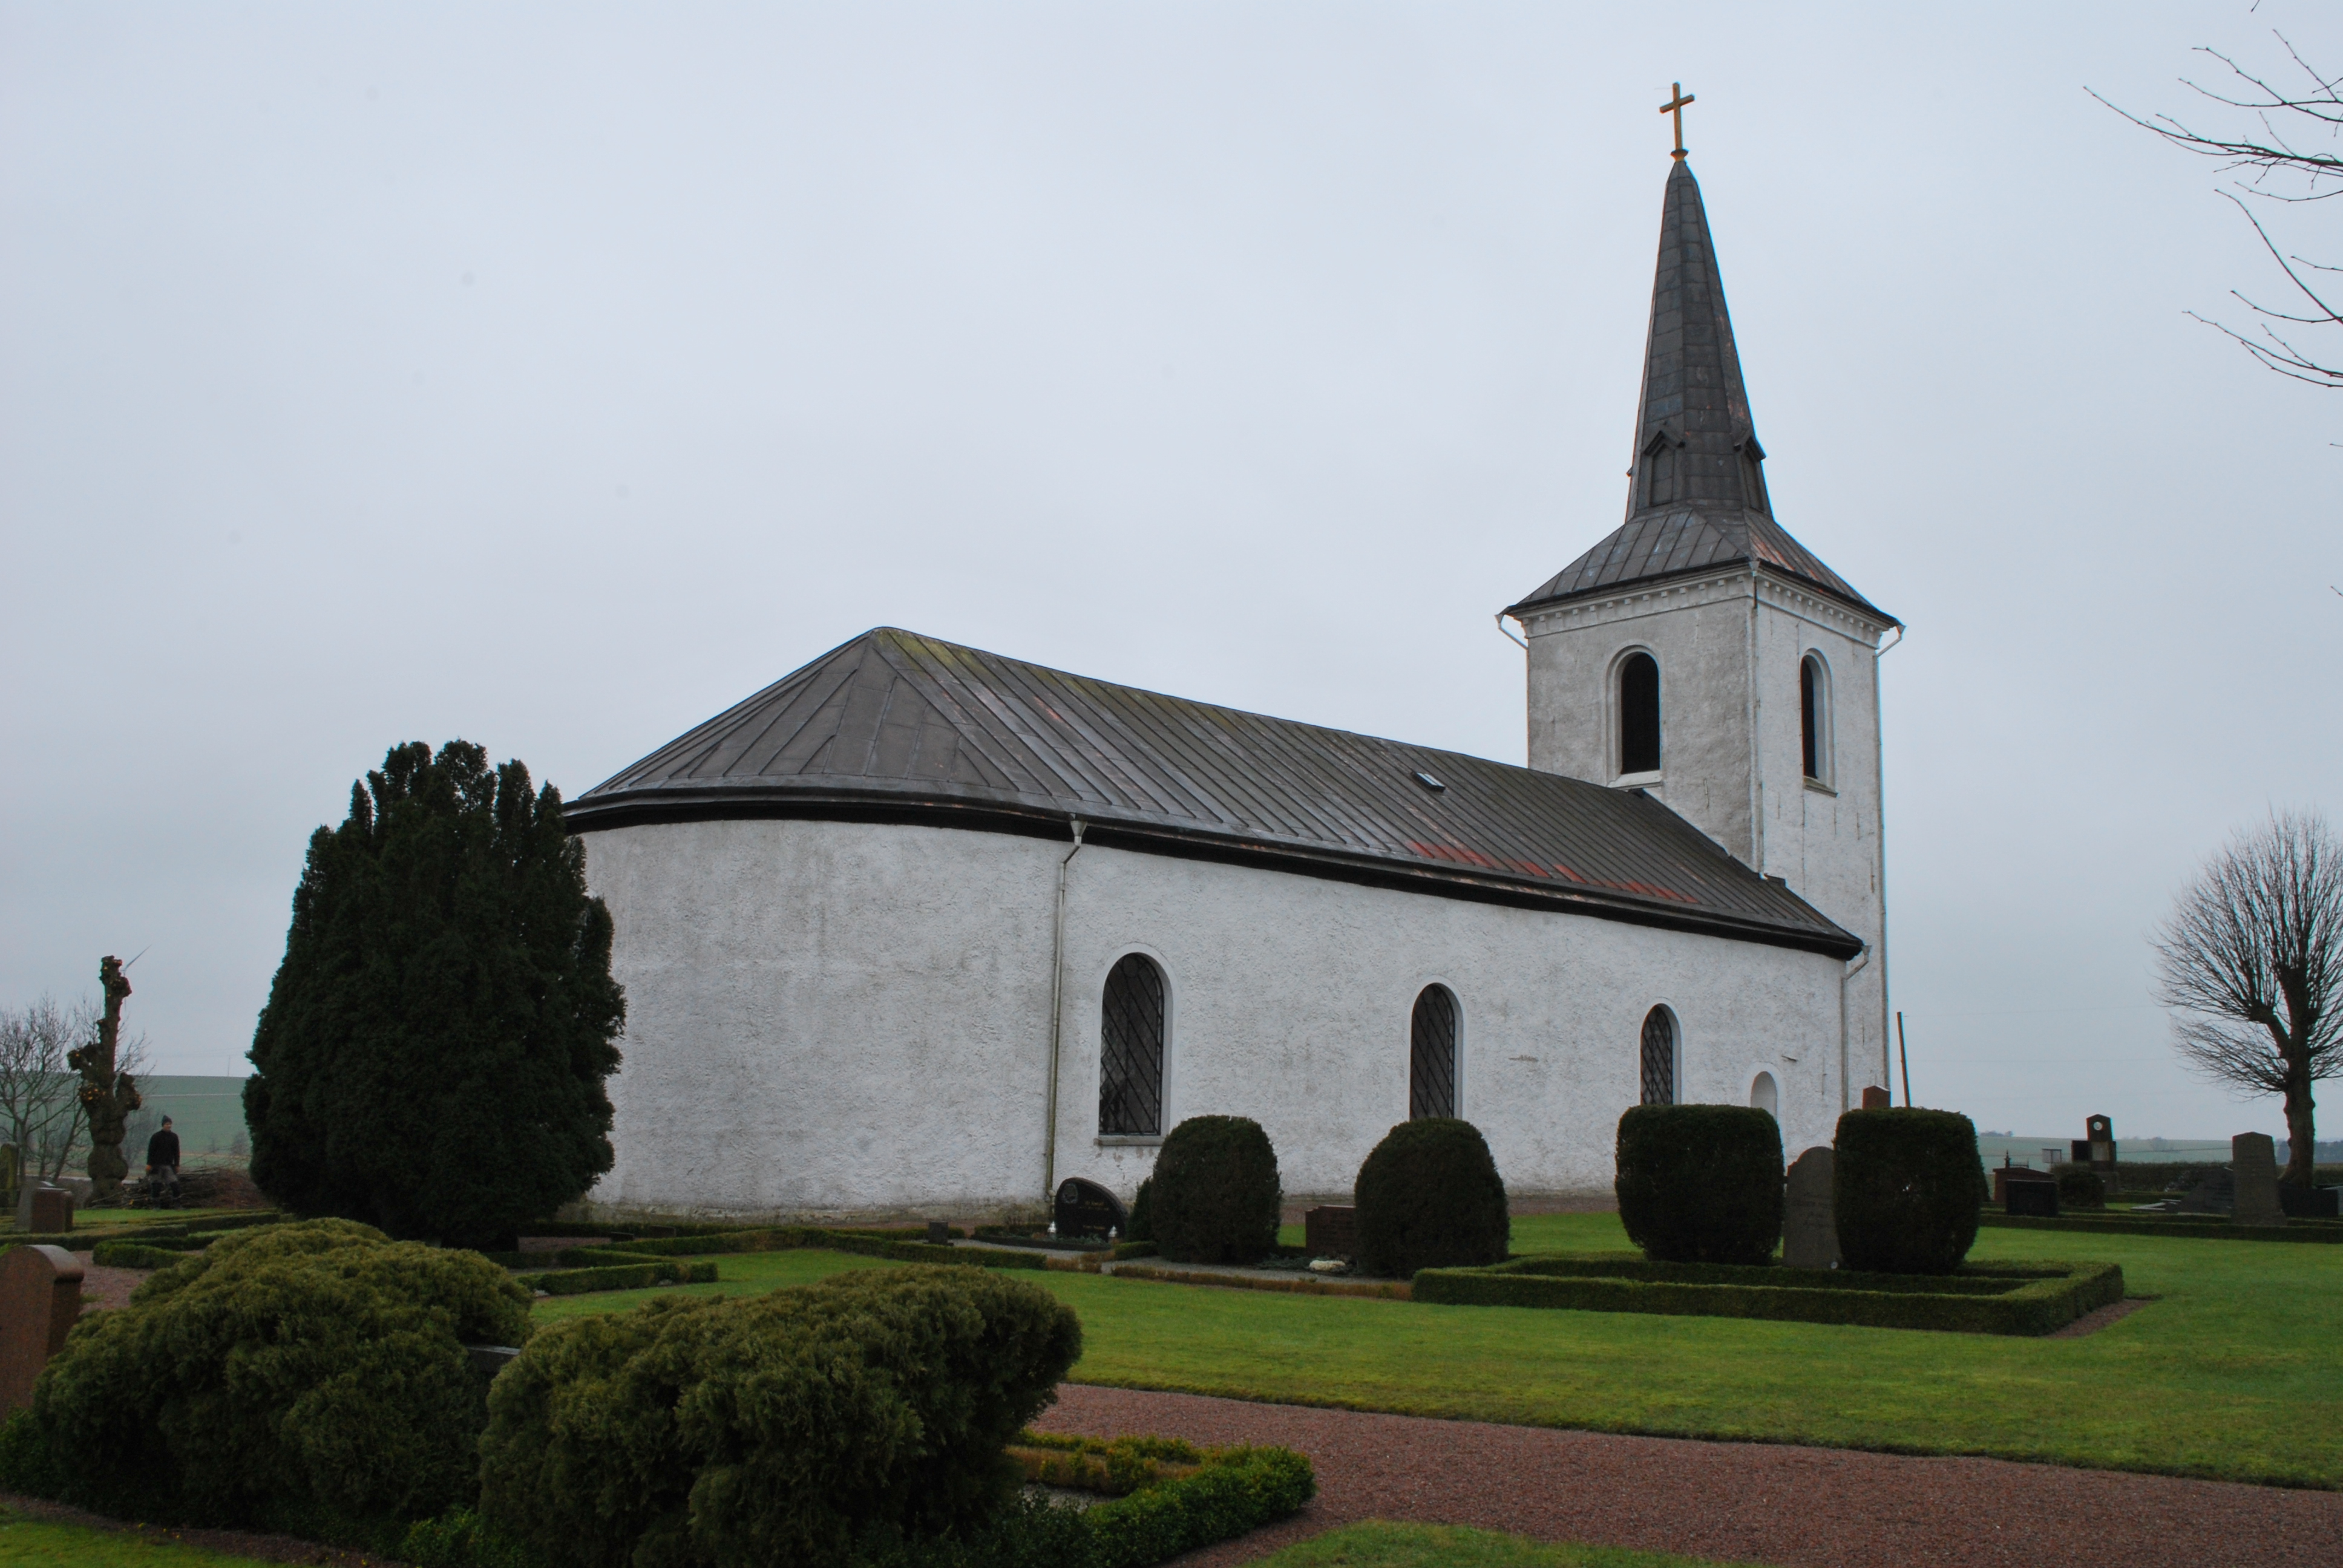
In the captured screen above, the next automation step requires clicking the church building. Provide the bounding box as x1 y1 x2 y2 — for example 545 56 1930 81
568 151 1900 1220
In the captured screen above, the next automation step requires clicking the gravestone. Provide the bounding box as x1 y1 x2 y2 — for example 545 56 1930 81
2086 1114 2115 1172
0 1145 15 1208
2177 1168 2234 1215
2231 1133 2286 1226
925 1220 952 1245
2279 1185 2341 1219
0 1244 82 1413
1053 1177 1126 1241
2004 1174 2059 1217
1861 1086 1892 1110
1305 1204 1358 1259
1781 1147 1840 1269
16 1183 71 1234
1993 1166 2056 1206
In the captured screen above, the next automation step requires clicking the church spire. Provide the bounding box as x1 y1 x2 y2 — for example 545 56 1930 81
1627 158 1768 523
1504 154 1890 623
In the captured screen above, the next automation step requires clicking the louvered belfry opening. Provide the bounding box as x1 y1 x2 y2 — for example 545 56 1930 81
1409 985 1458 1120
1639 1007 1676 1106
1619 653 1661 774
1099 954 1165 1137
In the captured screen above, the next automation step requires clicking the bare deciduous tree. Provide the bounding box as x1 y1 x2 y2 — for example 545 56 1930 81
2095 34 2342 391
2153 811 2343 1187
0 995 153 1185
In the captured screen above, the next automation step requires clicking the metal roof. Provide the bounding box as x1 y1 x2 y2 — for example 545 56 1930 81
1507 160 1892 626
570 627 1861 958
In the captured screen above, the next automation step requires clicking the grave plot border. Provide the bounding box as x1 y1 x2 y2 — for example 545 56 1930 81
1411 1252 2124 1336
1005 1432 1315 1568
1979 1212 2343 1243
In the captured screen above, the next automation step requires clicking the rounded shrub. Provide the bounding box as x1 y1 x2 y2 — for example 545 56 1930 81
1125 1176 1155 1243
30 1217 532 1532
478 1264 1082 1568
1833 1107 1989 1275
2054 1165 2107 1210
1614 1105 1784 1266
1148 1116 1280 1266
1353 1118 1509 1279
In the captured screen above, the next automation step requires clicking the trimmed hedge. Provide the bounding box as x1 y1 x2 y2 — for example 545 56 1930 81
88 1241 182 1269
477 1265 1083 1568
1835 1108 1988 1275
24 1218 532 1531
1980 1211 2343 1243
514 1258 718 1296
1614 1105 1783 1266
1413 1251 2124 1336
2055 1168 2107 1210
1007 1432 1201 1497
1149 1117 1281 1266
1354 1119 1510 1279
1126 1177 1155 1244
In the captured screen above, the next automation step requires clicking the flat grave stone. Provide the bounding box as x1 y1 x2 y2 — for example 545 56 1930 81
2177 1168 2235 1215
2005 1177 2060 1217
1305 1204 1358 1259
2231 1133 2286 1226
2279 1185 2341 1220
1781 1146 1839 1269
1054 1177 1126 1241
0 1244 82 1413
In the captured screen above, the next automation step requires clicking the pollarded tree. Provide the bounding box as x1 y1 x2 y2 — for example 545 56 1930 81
246 741 625 1248
2152 810 2342 1189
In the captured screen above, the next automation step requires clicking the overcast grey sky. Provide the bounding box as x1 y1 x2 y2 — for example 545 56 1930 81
4 2 2336 1145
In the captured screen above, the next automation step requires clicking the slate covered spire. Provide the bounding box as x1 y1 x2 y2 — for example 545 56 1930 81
1507 161 1890 622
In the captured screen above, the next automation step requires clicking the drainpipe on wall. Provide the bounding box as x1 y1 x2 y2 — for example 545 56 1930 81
1870 622 1903 1097
1041 817 1087 1204
1838 947 1871 1115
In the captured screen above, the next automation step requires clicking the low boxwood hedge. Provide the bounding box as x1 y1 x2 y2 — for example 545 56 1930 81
1980 1211 2343 1243
1835 1108 1988 1274
88 1241 182 1269
479 1265 1083 1568
1150 1116 1282 1266
1412 1251 2123 1336
513 1258 718 1296
1614 1105 1782 1266
1354 1118 1509 1279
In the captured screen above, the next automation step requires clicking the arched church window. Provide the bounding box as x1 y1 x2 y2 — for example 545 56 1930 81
1800 653 1831 784
1409 985 1458 1120
1750 1071 1778 1118
1099 954 1165 1137
1642 430 1680 507
1639 1007 1676 1106
1619 652 1661 776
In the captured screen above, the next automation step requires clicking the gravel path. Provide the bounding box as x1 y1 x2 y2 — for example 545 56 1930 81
1038 1385 2343 1568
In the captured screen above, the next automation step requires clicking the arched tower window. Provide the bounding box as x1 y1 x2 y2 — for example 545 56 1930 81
1800 653 1831 784
1619 652 1661 776
1409 985 1458 1120
1639 1007 1676 1106
1099 954 1165 1136
1750 1071 1778 1118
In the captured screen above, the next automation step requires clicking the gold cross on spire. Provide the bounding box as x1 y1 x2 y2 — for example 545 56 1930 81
1660 82 1694 161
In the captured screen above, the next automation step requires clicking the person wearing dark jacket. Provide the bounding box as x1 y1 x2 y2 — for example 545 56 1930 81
145 1116 180 1203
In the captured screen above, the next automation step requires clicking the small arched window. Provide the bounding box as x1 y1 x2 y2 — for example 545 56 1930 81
1751 1071 1778 1118
1619 652 1661 776
1799 653 1831 784
1639 1007 1676 1106
1409 985 1458 1120
1099 954 1165 1136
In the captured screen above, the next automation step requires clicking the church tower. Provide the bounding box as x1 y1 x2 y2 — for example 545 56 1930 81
1502 151 1900 1104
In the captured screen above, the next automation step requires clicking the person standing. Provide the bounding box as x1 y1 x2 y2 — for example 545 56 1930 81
145 1115 180 1205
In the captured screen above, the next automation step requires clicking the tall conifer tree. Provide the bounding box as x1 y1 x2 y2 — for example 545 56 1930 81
246 741 624 1247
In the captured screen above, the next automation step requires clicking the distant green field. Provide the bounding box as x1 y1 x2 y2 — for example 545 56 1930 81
124 1076 248 1164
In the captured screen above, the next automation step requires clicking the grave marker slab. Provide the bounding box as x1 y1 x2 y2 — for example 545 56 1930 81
1053 1177 1126 1241
1305 1204 1358 1259
1861 1086 1892 1111
1781 1147 1839 1269
2177 1168 2234 1215
2005 1176 2060 1217
2231 1133 2286 1226
0 1244 82 1413
16 1184 71 1233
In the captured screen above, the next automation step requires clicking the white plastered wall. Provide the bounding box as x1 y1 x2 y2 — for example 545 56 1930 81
580 816 1849 1220
1521 565 1893 1108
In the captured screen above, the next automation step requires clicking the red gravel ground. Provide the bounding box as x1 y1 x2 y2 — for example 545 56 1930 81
1038 1385 2343 1568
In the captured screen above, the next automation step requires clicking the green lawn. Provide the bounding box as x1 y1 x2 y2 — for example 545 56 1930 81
1253 1523 1753 1568
532 1212 2343 1488
0 1510 277 1566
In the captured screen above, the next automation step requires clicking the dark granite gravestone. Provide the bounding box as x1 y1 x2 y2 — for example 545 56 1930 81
1861 1086 1892 1110
2178 1168 2235 1215
1054 1177 1127 1241
2279 1185 2341 1219
925 1220 952 1245
16 1184 71 1233
2231 1133 2285 1226
0 1244 82 1413
2004 1173 2059 1217
2086 1114 2115 1172
1305 1205 1358 1259
1781 1147 1839 1269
